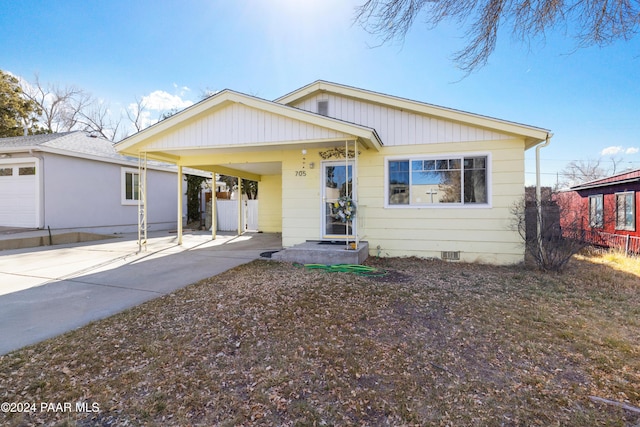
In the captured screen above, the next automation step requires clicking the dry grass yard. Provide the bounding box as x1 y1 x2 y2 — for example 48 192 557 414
1 252 639 426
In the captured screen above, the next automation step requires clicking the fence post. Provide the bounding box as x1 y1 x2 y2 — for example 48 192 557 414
625 234 630 256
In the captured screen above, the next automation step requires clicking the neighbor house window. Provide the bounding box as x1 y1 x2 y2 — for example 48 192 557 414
615 192 635 231
588 194 604 228
121 168 140 205
387 155 488 206
0 167 12 176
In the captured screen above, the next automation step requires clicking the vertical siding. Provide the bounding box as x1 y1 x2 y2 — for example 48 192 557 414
291 94 512 146
145 103 350 150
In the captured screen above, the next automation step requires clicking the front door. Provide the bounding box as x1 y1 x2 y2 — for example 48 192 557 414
322 161 355 238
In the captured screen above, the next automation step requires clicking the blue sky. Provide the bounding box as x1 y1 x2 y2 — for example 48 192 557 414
1 0 639 186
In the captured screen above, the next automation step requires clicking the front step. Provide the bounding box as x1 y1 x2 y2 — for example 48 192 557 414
272 241 369 265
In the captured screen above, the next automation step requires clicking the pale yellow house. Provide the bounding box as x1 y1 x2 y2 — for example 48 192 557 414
116 81 550 265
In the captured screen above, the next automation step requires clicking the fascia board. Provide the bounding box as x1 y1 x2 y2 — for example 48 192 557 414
571 177 640 191
0 145 40 154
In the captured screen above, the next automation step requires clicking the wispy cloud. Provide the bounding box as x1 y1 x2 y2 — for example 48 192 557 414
141 90 193 111
600 145 640 156
600 146 623 155
172 83 191 98
127 89 194 131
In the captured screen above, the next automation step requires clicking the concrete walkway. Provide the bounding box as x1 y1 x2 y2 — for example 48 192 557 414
0 231 281 355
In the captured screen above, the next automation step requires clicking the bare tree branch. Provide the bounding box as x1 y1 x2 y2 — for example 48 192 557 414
355 0 640 73
22 74 92 133
74 100 125 141
126 96 148 133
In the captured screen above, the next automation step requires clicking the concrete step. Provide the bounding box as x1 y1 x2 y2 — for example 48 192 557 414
272 241 368 265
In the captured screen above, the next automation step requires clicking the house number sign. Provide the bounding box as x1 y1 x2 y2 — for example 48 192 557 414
295 170 307 177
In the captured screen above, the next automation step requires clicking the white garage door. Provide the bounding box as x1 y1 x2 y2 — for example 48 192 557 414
0 163 38 228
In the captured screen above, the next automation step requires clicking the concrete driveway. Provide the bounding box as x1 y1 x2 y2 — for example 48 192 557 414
0 231 281 355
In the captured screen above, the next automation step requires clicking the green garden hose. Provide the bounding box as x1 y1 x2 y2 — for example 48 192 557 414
294 263 387 277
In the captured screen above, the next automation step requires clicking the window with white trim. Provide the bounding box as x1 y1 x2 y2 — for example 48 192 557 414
615 192 635 231
588 194 604 228
387 155 488 206
121 168 140 205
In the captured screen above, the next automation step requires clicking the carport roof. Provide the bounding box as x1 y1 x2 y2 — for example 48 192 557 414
115 89 383 163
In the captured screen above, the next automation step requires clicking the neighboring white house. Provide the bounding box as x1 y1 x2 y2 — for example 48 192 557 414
0 131 206 233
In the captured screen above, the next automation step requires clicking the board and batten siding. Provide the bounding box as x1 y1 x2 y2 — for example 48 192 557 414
144 103 351 150
290 94 511 146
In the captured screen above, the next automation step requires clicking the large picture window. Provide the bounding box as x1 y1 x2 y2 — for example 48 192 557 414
588 194 604 228
615 192 635 231
387 155 488 206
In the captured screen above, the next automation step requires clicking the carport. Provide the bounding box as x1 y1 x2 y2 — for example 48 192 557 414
115 89 381 252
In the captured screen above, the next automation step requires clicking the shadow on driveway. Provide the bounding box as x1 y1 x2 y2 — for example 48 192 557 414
0 232 281 355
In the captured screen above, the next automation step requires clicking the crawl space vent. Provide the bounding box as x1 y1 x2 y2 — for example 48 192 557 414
441 251 460 261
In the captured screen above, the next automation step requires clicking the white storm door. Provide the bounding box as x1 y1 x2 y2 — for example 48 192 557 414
322 161 355 238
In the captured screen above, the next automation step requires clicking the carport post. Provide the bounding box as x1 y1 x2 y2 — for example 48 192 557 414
211 180 217 240
237 177 243 235
177 165 183 245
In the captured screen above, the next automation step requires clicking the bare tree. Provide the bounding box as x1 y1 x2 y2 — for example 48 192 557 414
22 74 92 133
355 0 640 73
511 194 588 272
20 75 127 141
559 157 624 188
126 96 148 133
77 101 125 141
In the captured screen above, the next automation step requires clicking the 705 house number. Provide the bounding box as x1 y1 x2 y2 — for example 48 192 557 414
295 170 307 177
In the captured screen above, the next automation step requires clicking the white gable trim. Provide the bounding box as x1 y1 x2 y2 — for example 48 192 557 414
138 101 360 152
116 89 382 157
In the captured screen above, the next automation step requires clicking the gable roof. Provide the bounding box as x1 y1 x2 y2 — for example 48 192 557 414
276 80 551 149
116 89 383 159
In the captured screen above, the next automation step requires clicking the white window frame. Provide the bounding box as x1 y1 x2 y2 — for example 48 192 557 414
615 191 635 231
384 153 492 208
121 167 140 205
